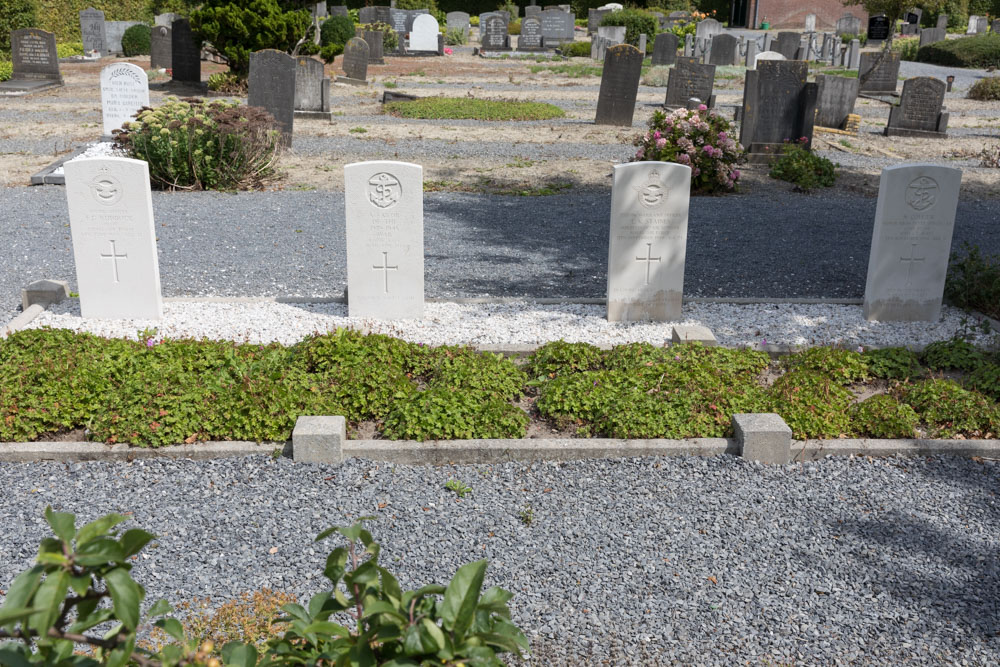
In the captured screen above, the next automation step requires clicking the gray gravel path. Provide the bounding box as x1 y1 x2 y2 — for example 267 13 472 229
0 454 997 665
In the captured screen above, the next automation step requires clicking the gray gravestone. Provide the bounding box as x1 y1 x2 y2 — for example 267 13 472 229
994 19 1000 33
149 26 171 69
709 33 737 65
540 9 574 47
7 29 62 91
775 32 800 59
651 32 678 66
885 77 948 137
919 27 946 47
359 7 378 24
805 14 816 32
63 157 163 320
79 8 106 55
588 8 610 34
607 161 691 322
836 13 860 35
695 18 722 45
171 18 201 83
526 5 541 19
967 15 980 34
863 165 961 322
847 39 860 68
340 37 369 83
375 6 391 24
330 6 349 18
858 51 900 93
481 16 510 51
518 18 544 51
294 56 329 111
664 57 715 109
154 12 178 27
446 11 470 39
389 9 408 36
739 60 817 162
745 38 759 68
595 44 643 126
814 73 858 129
100 62 149 135
345 161 424 319
248 50 296 147
104 21 142 55
937 15 949 30
409 14 439 52
360 29 385 64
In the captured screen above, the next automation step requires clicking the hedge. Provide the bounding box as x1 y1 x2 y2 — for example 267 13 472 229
917 33 1000 69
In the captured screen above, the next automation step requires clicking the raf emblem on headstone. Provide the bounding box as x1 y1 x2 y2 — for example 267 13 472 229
368 172 401 209
906 176 938 211
90 168 123 206
634 169 667 208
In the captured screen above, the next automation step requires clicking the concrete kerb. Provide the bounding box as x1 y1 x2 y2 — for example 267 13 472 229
30 145 90 186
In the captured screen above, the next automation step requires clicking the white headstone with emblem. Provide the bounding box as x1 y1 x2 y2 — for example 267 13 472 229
100 62 149 136
607 161 691 322
863 164 962 322
63 157 163 320
344 160 424 319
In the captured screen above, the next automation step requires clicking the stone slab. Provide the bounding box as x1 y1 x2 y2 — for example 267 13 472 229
733 413 792 464
815 73 859 129
294 56 327 112
150 25 171 69
885 76 947 137
342 37 369 82
171 18 201 83
671 324 717 346
664 57 715 108
11 29 62 83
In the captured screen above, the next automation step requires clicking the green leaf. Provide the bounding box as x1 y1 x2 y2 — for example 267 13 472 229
0 645 33 667
440 560 487 636
68 607 116 634
307 591 331 619
104 567 143 630
44 507 76 544
379 566 402 602
0 607 39 627
75 513 128 547
360 601 406 622
323 548 347 584
221 641 258 667
119 529 155 559
74 537 125 566
68 574 92 597
28 570 69 637
278 603 310 623
154 617 185 642
36 552 70 567
420 618 446 652
146 598 172 618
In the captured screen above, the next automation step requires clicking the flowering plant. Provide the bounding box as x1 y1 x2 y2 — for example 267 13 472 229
632 106 745 194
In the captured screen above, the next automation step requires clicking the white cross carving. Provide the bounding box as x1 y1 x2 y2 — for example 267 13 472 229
100 240 127 283
635 243 661 286
373 251 398 294
899 243 926 286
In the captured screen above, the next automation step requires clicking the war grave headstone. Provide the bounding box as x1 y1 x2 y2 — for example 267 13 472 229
150 26 171 69
805 14 817 32
446 11 470 39
540 9 574 48
63 157 163 320
154 12 178 27
338 37 369 85
836 12 861 35
171 18 201 83
867 15 891 45
330 6 349 18
79 8 106 56
664 57 715 109
885 77 948 138
607 162 691 322
814 74 859 129
588 8 611 34
294 56 330 116
105 21 142 56
1 29 63 95
100 63 149 136
858 51 901 94
739 60 817 163
595 44 643 126
248 50 296 147
774 32 800 60
518 18 544 51
863 164 961 322
651 32 678 66
360 29 385 64
709 33 737 66
344 161 424 319
409 14 439 52
919 27 945 47
481 17 511 52
937 15 949 30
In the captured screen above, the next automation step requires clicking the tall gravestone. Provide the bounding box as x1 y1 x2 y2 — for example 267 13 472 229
518 18 544 51
774 32 800 59
248 50 296 147
814 74 858 130
294 56 329 112
100 63 149 136
885 77 948 137
339 37 369 84
409 14 439 52
937 15 949 30
150 26 171 69
3 29 62 93
481 16 510 52
360 29 385 64
863 165 961 322
745 38 759 69
79 7 106 55
664 57 715 109
709 33 737 66
651 32 678 66
63 157 163 320
540 9 574 47
344 161 424 319
740 60 817 163
846 39 860 69
858 51 901 93
171 18 201 83
595 44 643 126
607 162 691 322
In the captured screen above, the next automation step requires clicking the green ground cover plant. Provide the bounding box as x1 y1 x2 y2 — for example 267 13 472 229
56 41 84 58
768 139 838 191
945 243 1000 318
559 40 591 57
384 97 565 121
968 76 1000 100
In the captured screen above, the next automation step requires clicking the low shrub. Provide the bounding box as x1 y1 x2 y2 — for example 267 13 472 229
0 60 11 82
967 76 1000 100
445 26 467 45
525 340 604 380
768 138 837 191
945 243 1000 319
382 387 529 440
508 20 521 36
839 32 867 46
319 13 354 48
115 97 282 191
784 346 868 385
921 338 987 372
359 21 399 52
892 35 920 61
384 96 565 120
965 362 1000 401
768 370 853 439
121 23 151 56
0 0 35 52
56 41 84 58
600 8 657 47
560 40 592 57
207 71 247 94
320 42 344 62
862 346 924 380
917 33 1000 69
849 394 920 438
900 379 1000 438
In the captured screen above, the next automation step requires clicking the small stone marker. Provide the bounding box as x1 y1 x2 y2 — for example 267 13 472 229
409 14 439 52
79 7 106 55
171 18 201 83
63 157 163 320
105 21 142 56
248 50 296 147
340 37 369 83
651 32 678 66
671 324 717 346
739 60 817 163
708 33 737 66
814 74 859 129
344 161 424 319
481 16 511 52
664 57 715 109
863 164 961 322
100 63 149 136
294 56 329 112
150 25 171 69
919 27 946 47
595 44 643 127
774 32 800 60
733 414 792 465
858 51 901 93
518 18 544 51
607 161 691 322
885 77 948 138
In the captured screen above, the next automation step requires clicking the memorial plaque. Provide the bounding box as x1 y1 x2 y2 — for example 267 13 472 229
540 9 574 47
774 32 800 59
150 26 171 69
664 57 715 108
248 50 296 147
858 51 900 93
836 13 860 36
79 7 106 55
709 33 737 66
814 73 858 129
518 18 544 51
651 32 677 66
63 157 163 320
294 56 327 111
607 162 691 322
863 165 961 322
100 63 149 135
409 14 439 52
11 29 61 82
345 161 424 319
105 21 142 55
740 60 817 160
885 76 948 137
481 16 510 51
868 15 891 42
171 18 201 83
919 27 945 47
341 37 369 82
595 44 643 126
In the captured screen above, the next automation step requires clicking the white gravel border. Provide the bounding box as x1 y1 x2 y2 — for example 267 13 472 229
17 299 996 349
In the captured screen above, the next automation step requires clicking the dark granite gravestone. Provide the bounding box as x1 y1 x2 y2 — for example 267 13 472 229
588 8 611 34
836 13 861 35
905 8 922 25
339 37 369 84
248 50 296 147
359 29 385 64
150 25 171 69
171 18 201 83
867 15 891 43
885 76 948 137
858 51 901 93
330 6 348 18
79 7 106 55
651 32 678 66
518 18 544 51
481 16 511 51
359 7 378 24
664 57 715 109
540 9 574 47
375 6 392 24
919 27 946 47
709 33 737 65
389 9 408 34
595 44 643 126
814 74 859 129
739 60 817 163
294 56 329 112
2 29 62 93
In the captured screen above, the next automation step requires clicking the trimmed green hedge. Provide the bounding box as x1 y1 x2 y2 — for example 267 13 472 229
917 33 1000 69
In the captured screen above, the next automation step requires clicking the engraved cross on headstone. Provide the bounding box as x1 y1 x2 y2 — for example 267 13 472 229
899 243 925 285
100 239 127 283
635 243 661 285
373 251 398 294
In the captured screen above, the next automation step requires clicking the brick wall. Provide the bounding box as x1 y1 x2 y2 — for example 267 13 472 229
748 0 868 30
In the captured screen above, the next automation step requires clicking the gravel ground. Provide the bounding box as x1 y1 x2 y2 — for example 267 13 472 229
0 455 997 665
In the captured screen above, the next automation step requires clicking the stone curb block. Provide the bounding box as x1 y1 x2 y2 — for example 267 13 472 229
292 416 346 463
0 304 45 339
733 413 792 464
0 441 285 463
795 438 1000 460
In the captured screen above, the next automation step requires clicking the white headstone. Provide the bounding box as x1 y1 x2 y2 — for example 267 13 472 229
754 50 787 61
805 13 816 32
607 162 691 322
863 164 962 322
344 161 424 319
100 63 149 136
409 14 439 52
63 157 162 320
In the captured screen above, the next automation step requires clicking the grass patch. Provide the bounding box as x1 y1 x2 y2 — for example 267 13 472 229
384 97 565 121
383 80 398 89
822 68 859 78
528 62 603 77
348 126 368 133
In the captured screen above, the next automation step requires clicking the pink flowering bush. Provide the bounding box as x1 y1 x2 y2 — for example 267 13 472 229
632 106 745 194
